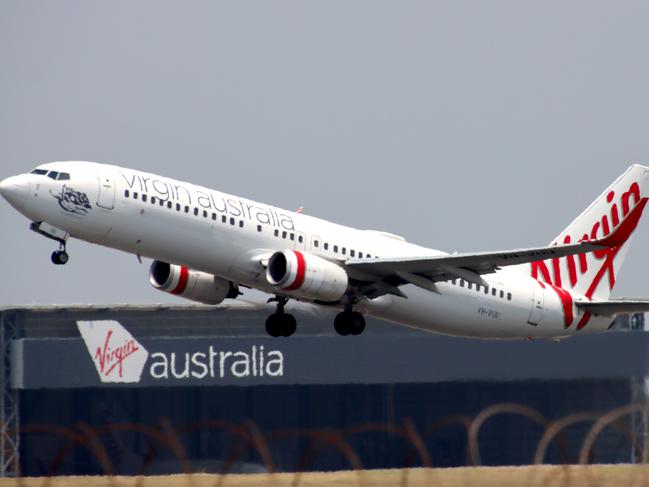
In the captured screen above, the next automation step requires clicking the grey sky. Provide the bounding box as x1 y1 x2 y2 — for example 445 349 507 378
2 1 649 305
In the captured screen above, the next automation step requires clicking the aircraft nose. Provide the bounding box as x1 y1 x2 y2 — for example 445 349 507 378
0 175 30 210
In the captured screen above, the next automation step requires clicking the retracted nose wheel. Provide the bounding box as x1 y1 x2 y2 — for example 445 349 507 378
51 250 69 265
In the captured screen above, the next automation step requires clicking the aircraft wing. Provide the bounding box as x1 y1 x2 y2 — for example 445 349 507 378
575 300 649 316
345 240 608 298
344 198 646 299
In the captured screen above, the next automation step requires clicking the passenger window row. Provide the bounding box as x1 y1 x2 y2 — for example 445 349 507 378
451 279 512 301
267 227 377 259
272 229 300 242
124 190 245 228
124 190 380 260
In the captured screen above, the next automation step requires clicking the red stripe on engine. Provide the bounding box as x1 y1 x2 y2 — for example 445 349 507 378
171 266 189 295
287 251 306 290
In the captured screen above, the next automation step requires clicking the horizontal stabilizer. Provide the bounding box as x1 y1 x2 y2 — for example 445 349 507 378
576 300 649 316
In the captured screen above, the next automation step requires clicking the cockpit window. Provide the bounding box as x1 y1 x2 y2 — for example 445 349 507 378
30 168 71 180
43 171 71 180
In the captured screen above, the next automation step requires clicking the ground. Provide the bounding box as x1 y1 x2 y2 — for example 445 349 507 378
1 465 649 487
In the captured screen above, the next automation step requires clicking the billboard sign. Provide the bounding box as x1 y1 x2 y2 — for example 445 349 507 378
10 317 649 389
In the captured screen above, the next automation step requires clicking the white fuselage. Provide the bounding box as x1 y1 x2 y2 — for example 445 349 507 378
4 161 614 339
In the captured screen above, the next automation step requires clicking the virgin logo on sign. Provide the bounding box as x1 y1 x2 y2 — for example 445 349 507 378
77 320 149 383
95 330 140 378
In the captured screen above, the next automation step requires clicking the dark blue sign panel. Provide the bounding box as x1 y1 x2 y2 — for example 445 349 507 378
10 317 649 389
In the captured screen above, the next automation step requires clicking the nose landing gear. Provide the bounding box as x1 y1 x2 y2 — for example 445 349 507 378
29 222 70 265
51 243 69 265
265 296 297 337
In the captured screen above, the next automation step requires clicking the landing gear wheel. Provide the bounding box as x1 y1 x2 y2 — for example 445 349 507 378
334 311 366 336
348 311 366 336
280 313 297 337
265 296 297 337
51 250 69 265
334 312 350 336
265 314 283 337
265 312 297 337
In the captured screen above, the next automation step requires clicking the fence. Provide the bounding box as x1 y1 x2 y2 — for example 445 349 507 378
6 401 649 485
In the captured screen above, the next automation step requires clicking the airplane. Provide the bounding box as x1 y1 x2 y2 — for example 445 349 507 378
2 161 649 339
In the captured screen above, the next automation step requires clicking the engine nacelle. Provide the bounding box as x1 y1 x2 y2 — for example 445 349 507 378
266 250 348 302
149 261 237 305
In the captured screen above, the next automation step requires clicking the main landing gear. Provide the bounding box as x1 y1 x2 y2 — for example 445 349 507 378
264 296 367 337
334 309 366 336
265 296 297 337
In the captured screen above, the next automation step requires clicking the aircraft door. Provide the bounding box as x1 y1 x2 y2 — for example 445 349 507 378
527 282 544 326
96 168 116 210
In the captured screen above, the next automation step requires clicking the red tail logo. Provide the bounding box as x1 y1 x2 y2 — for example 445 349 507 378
94 329 141 378
531 181 646 329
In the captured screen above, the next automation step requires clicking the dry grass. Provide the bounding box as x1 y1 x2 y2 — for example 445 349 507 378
1 465 649 487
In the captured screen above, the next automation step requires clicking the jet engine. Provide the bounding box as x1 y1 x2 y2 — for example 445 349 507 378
266 250 348 302
149 260 238 305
